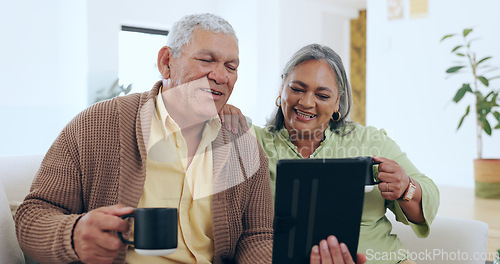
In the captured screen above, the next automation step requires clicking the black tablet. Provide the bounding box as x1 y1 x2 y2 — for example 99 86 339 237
272 156 371 264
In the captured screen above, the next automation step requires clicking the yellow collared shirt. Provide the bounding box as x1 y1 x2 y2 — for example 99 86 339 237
126 87 221 264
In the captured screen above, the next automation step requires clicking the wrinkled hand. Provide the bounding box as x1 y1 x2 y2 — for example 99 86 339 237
73 204 134 264
310 236 367 264
219 104 249 134
373 155 409 200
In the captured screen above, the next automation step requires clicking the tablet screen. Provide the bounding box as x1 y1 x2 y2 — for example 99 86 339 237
272 157 370 264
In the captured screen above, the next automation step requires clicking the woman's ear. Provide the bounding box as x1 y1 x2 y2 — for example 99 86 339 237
158 46 172 79
279 82 286 96
334 93 341 111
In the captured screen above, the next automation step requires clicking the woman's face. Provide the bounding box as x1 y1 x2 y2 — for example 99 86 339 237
280 59 340 139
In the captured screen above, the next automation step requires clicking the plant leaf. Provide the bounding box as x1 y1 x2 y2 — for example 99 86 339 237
446 66 465 73
477 56 492 65
475 91 485 101
453 84 472 103
495 123 500 129
451 45 463 53
124 84 132 94
457 105 470 130
491 93 499 107
478 76 489 86
479 117 492 135
493 111 500 121
455 53 465 57
477 99 492 116
440 34 455 42
463 28 473 37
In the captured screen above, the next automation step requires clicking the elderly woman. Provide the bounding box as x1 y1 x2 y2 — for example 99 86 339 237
221 44 439 264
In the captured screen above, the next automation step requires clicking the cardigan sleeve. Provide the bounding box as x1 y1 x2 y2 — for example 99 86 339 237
14 125 84 263
14 96 130 264
234 133 274 263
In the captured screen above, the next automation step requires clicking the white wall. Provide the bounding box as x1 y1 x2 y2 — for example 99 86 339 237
366 0 500 187
1 0 360 155
86 0 218 104
7 0 490 189
7 0 497 189
280 0 360 80
0 0 87 156
249 0 363 127
0 0 221 156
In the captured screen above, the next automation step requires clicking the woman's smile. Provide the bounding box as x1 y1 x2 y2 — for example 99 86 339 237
281 59 340 137
294 108 317 121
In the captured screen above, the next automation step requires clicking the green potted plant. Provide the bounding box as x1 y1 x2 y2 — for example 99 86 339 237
441 28 500 198
94 78 132 103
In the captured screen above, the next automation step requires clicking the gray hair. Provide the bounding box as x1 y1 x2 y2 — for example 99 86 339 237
267 44 354 135
167 13 237 58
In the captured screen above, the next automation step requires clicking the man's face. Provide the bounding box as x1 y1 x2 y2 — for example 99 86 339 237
160 28 239 121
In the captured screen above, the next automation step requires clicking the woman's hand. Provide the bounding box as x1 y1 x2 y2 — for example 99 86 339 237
373 155 425 224
309 236 367 264
218 104 249 134
373 155 410 201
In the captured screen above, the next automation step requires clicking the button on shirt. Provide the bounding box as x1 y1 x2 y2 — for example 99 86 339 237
126 87 221 264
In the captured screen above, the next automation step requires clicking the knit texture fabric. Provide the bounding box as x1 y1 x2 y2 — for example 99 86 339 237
15 81 273 264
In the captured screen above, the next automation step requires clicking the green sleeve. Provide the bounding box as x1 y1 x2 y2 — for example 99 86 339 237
375 128 440 238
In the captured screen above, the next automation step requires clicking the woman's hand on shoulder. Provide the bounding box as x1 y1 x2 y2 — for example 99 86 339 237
219 104 249 134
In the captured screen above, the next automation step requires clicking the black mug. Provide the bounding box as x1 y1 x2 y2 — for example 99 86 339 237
365 159 382 192
118 208 177 256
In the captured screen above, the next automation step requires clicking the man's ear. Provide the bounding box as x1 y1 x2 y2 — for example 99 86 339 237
158 46 172 79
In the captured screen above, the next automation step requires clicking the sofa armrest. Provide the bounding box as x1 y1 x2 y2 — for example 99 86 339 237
388 212 489 264
0 154 44 203
0 180 26 264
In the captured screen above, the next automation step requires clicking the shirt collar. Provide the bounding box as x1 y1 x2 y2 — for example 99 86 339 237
156 85 221 138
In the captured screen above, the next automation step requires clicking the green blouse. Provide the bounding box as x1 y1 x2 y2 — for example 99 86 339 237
252 123 439 264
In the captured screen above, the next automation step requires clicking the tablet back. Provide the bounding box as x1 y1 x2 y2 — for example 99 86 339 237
272 157 370 264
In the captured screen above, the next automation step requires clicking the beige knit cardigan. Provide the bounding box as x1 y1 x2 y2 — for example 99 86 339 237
15 81 274 264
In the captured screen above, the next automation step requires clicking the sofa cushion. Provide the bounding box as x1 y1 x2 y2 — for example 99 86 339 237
0 154 44 203
0 180 26 264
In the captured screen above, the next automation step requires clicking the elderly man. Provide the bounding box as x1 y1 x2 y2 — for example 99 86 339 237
15 13 363 264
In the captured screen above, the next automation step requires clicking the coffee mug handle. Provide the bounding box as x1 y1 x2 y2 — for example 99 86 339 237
372 159 382 184
118 213 135 245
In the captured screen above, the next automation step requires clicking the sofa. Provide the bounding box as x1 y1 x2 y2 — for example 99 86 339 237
0 154 490 264
0 179 25 264
387 211 489 264
0 154 43 264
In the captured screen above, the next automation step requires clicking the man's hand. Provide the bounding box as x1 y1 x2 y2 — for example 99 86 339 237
310 236 367 264
73 204 134 264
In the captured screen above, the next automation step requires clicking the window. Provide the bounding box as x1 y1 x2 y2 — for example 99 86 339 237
119 26 168 94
